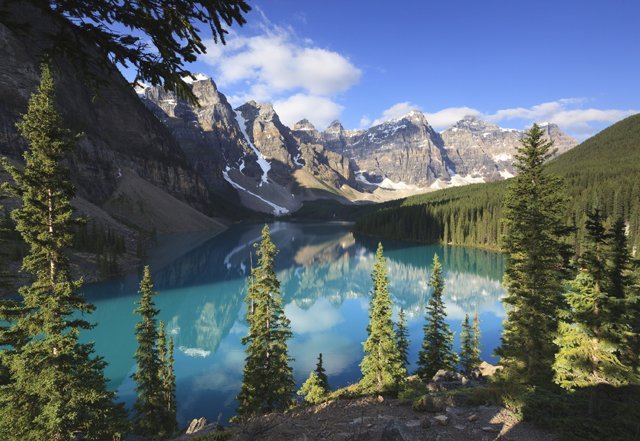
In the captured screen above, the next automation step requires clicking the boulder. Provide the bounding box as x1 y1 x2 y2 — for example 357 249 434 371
471 361 503 379
186 417 208 434
434 415 449 426
432 369 463 383
412 394 452 413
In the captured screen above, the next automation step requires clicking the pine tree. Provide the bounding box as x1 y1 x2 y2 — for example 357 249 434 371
417 254 458 381
0 64 125 441
297 371 326 405
459 314 475 376
360 243 407 393
496 124 571 386
472 311 482 368
315 353 330 393
132 266 165 437
396 308 410 372
237 225 294 416
158 321 178 437
553 272 638 413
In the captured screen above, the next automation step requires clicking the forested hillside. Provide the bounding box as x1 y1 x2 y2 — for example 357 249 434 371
355 114 640 255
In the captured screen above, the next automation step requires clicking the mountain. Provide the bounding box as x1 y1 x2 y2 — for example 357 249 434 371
320 113 577 191
140 79 362 215
441 116 576 182
354 114 640 254
0 4 227 237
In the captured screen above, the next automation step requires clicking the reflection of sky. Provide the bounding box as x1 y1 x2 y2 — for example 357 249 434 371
80 221 505 425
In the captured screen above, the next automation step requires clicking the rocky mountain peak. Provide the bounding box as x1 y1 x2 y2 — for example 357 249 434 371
324 120 345 134
447 115 500 133
293 119 317 131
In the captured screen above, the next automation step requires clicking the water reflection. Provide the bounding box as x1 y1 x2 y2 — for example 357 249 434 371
81 221 505 425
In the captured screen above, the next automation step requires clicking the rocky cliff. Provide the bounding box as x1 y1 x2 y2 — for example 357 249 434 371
140 80 361 215
0 3 225 235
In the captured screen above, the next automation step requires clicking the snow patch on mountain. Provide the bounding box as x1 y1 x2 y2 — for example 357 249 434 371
182 73 209 84
223 168 289 215
234 110 271 185
493 153 513 162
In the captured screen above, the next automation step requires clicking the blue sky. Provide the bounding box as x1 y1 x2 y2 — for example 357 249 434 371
136 0 640 138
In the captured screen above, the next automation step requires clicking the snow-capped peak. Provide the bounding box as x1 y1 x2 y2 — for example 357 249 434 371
182 73 210 84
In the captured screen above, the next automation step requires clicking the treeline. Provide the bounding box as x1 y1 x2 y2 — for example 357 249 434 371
355 113 640 255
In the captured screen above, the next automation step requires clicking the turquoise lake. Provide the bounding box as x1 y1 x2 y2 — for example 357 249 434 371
80 221 506 425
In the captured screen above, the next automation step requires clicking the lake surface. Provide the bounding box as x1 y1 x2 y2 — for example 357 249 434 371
80 221 506 425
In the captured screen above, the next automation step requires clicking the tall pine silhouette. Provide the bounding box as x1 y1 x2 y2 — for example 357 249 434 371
158 321 178 437
237 225 294 416
0 64 125 441
496 124 571 386
417 254 457 380
132 266 166 437
396 308 410 372
360 243 406 392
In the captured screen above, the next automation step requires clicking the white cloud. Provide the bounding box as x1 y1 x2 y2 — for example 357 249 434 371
201 21 361 129
202 22 362 96
285 298 343 334
425 107 482 131
414 99 638 139
359 115 371 128
371 102 420 126
273 94 343 129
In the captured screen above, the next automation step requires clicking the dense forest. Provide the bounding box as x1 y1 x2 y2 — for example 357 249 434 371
355 114 640 256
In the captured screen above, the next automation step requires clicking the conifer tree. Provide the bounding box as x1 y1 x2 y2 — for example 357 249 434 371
459 314 475 375
132 266 165 437
472 311 482 367
237 225 294 416
0 64 125 441
417 255 458 381
396 308 410 372
553 272 638 412
360 243 407 393
315 353 330 393
297 371 326 405
157 321 178 437
496 124 571 386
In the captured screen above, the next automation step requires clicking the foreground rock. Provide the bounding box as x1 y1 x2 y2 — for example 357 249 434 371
174 395 557 441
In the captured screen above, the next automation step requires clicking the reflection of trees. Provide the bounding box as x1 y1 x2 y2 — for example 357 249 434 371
83 221 505 389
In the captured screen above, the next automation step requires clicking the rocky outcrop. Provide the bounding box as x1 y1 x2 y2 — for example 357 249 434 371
0 3 223 233
322 112 451 187
441 116 578 181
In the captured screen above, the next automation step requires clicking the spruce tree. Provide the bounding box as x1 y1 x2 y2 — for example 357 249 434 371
416 254 458 381
0 64 125 441
297 372 326 405
496 124 571 386
315 353 330 393
360 243 406 393
472 311 482 368
396 308 410 372
459 314 475 376
237 225 294 416
158 321 178 437
132 266 165 437
553 272 638 412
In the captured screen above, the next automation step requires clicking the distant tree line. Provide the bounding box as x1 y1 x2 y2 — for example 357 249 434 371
355 114 640 258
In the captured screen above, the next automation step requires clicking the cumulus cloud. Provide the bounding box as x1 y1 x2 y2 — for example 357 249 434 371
371 102 420 126
200 19 361 128
425 107 482 131
273 94 344 129
485 99 638 137
285 298 343 334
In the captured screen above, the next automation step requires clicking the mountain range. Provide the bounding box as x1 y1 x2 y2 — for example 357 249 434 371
0 6 577 234
137 74 577 216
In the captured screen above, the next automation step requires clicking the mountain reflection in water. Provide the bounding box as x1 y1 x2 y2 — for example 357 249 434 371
81 221 505 425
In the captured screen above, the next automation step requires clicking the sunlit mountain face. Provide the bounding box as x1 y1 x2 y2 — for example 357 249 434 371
81 222 505 424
